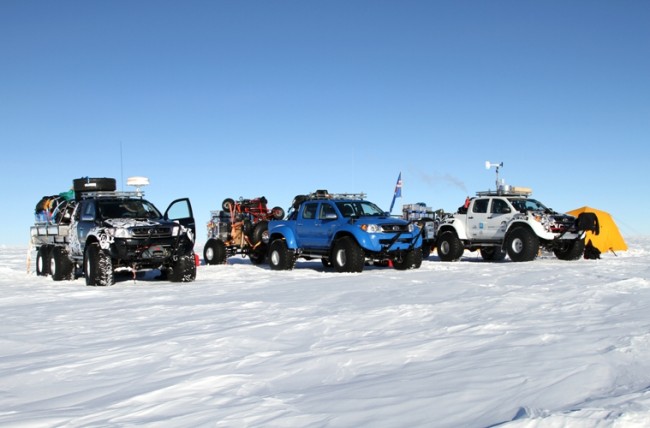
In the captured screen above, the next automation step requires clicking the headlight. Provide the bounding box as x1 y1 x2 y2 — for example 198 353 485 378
171 225 181 236
408 223 415 232
360 224 382 233
112 228 132 238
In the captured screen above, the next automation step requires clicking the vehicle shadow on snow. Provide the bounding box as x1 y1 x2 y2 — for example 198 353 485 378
215 257 408 272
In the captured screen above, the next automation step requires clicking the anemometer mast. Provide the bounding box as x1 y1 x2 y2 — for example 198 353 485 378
485 161 503 189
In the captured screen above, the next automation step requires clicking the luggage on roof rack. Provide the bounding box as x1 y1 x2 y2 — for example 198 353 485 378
73 177 116 200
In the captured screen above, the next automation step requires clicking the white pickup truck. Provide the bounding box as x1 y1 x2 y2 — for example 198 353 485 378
435 185 595 262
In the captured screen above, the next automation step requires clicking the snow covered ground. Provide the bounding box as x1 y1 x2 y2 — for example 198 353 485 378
2 238 650 427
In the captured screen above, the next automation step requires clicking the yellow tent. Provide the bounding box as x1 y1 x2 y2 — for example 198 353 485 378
568 206 628 253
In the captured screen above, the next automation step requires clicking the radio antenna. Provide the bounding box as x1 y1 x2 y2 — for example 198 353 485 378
120 141 124 191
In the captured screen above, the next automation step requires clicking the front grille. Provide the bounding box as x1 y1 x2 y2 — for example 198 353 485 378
380 224 410 232
131 227 172 238
551 216 575 233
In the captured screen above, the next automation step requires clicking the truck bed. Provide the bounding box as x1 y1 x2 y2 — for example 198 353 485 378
30 224 70 245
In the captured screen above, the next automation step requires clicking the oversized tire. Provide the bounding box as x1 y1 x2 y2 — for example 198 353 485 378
203 239 227 265
84 242 114 286
505 227 539 262
437 230 464 261
50 246 74 281
480 247 507 261
242 219 253 236
331 236 365 273
271 206 285 220
222 198 235 211
251 221 269 245
36 245 52 276
168 253 197 282
269 239 294 270
554 238 585 261
394 248 423 270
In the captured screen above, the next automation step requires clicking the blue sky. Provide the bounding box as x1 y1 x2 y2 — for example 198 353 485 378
2 1 649 245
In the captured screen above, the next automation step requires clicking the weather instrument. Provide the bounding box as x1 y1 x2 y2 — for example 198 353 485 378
126 176 149 196
485 161 504 189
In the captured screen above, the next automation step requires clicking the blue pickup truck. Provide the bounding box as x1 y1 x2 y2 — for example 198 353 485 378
267 190 423 272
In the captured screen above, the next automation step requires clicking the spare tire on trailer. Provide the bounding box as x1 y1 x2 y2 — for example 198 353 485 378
73 177 116 200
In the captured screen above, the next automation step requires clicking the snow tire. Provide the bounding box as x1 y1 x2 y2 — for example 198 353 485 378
505 227 539 262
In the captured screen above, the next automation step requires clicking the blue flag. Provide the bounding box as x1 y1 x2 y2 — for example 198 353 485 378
389 172 402 214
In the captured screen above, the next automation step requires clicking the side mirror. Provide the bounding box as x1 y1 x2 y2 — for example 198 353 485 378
501 207 511 214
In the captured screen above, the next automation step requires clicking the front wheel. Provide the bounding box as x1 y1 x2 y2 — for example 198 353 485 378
505 228 539 262
393 248 423 270
203 239 227 265
331 237 365 273
168 253 197 282
84 242 114 286
269 239 294 270
271 206 285 220
437 230 464 261
222 198 235 211
554 238 585 261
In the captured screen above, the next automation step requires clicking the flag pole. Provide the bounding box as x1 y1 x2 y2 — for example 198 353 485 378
389 172 402 214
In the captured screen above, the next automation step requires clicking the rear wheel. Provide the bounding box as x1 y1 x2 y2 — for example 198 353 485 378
50 246 74 281
251 221 269 245
332 237 365 273
437 230 464 261
505 228 539 262
480 247 507 261
203 239 227 265
269 239 294 270
36 245 51 276
554 238 585 261
84 242 114 286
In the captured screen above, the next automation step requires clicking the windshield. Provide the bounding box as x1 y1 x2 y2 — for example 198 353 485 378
335 201 386 218
98 199 162 220
508 198 548 213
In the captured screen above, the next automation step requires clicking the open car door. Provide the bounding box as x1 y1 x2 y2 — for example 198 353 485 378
164 198 196 237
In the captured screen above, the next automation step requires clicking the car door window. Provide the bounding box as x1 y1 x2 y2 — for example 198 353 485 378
473 199 489 213
491 199 508 214
302 203 317 219
319 203 336 219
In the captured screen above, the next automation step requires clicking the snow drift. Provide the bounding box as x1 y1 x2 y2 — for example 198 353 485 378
1 238 649 427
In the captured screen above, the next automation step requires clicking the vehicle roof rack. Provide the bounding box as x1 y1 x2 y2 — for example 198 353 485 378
476 185 532 197
79 191 144 200
306 190 367 200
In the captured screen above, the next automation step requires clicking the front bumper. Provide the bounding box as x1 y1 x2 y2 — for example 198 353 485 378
111 236 193 266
